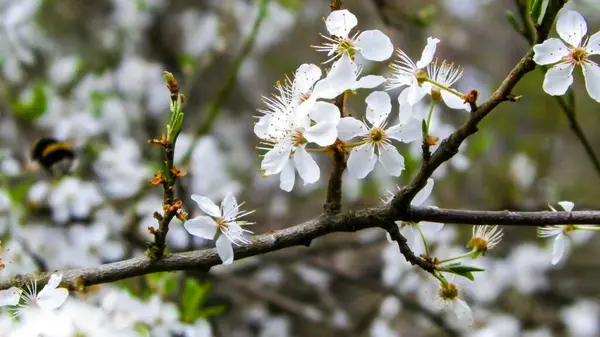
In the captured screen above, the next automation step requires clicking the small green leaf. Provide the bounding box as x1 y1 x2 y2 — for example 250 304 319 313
439 263 485 281
506 10 522 33
530 0 546 25
13 82 48 121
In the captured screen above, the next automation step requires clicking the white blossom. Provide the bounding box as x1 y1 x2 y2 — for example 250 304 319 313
313 9 393 63
432 282 474 326
0 287 22 307
337 91 420 179
184 193 254 264
532 10 600 101
537 201 577 265
15 274 69 315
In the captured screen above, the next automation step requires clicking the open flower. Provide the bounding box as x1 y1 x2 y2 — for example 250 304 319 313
337 91 421 179
537 201 576 265
255 68 341 191
15 274 69 315
387 37 440 106
383 178 444 248
433 282 474 326
467 225 503 256
313 9 393 63
184 193 254 264
0 287 21 307
532 10 600 101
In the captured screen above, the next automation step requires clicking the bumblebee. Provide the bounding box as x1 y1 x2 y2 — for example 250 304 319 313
31 137 76 175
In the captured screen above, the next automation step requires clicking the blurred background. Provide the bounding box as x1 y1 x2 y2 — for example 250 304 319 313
1 0 600 336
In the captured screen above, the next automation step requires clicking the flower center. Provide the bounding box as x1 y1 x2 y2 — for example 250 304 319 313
336 39 356 59
563 224 575 233
467 237 488 253
439 283 458 301
216 217 227 231
300 93 311 102
569 48 588 65
369 127 386 144
291 128 306 146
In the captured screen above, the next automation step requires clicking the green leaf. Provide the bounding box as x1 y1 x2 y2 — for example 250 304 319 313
277 0 304 11
530 0 546 25
439 263 485 281
13 82 48 121
506 10 522 33
181 278 211 323
145 272 178 296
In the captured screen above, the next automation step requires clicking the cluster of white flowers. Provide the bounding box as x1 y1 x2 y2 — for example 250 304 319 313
254 9 472 192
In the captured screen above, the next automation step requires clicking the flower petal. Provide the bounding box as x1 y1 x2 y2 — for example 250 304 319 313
221 193 238 221
582 62 600 102
532 38 570 65
586 31 600 55
353 75 386 91
308 101 340 124
543 63 574 96
411 178 434 206
397 88 414 123
378 143 405 176
365 91 392 126
415 37 440 69
191 195 222 217
293 146 320 185
441 90 471 111
407 82 427 106
347 143 376 179
355 30 394 61
254 115 272 139
337 117 369 141
386 118 422 143
261 144 292 175
37 288 68 310
0 287 22 307
420 221 444 235
216 235 234 265
280 159 296 192
43 274 62 290
556 10 587 47
558 201 575 212
305 122 339 146
184 216 218 240
294 64 322 94
325 9 357 38
552 234 566 265
454 299 474 326
313 54 356 99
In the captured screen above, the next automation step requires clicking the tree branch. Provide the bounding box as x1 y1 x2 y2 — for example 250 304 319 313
3 205 600 291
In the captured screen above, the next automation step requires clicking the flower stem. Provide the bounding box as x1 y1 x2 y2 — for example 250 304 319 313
438 249 477 264
424 78 464 99
425 99 436 136
415 223 431 257
576 225 600 231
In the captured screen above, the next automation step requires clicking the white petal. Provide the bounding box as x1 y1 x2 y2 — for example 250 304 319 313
415 37 440 69
44 274 62 290
586 31 600 55
400 225 417 248
337 117 369 141
184 216 218 240
313 54 356 99
558 201 575 212
453 299 474 326
552 234 566 265
378 143 405 176
441 90 470 111
325 9 357 38
191 195 222 217
261 144 292 175
556 10 587 47
308 101 340 124
407 83 427 106
347 143 377 179
254 115 271 139
543 63 574 96
365 91 392 126
37 288 68 310
532 38 570 65
387 118 422 143
352 75 386 91
305 122 338 146
279 159 296 192
582 62 600 102
411 178 434 206
0 287 22 307
294 64 322 94
420 221 444 235
221 192 238 221
293 146 320 185
397 88 414 123
216 235 234 265
355 30 394 61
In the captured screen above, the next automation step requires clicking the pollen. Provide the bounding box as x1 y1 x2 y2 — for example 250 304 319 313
569 48 588 65
439 282 459 301
369 128 386 143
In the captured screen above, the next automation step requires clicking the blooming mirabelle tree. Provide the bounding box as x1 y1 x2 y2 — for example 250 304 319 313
2 1 600 336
